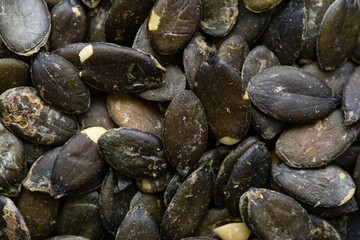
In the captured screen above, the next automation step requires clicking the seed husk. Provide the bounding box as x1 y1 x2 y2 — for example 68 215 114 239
214 136 259 207
160 163 214 240
16 189 60 239
247 66 339 123
317 0 360 71
302 60 356 97
163 90 208 176
31 52 90 114
22 147 61 194
105 0 154 46
163 173 184 207
239 188 314 240
139 64 187 102
200 0 238 37
275 109 360 168
99 170 137 235
183 32 217 90
193 53 250 145
0 58 29 94
56 192 105 239
148 0 201 54
310 215 342 240
98 128 168 178
272 163 356 207
78 42 165 93
51 127 108 198
0 121 24 197
0 87 79 146
218 36 249 72
0 0 50 56
0 194 31 240
49 0 87 50
107 93 164 138
261 0 307 65
343 66 360 125
115 206 159 240
225 141 271 218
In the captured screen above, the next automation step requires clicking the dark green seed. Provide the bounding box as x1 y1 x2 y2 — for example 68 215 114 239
53 42 89 69
148 0 201 54
51 127 108 198
193 53 250 145
244 0 282 13
247 66 339 123
78 42 165 93
99 170 137 235
218 36 249 72
163 173 184 207
317 0 360 71
0 0 50 56
272 163 356 207
31 52 90 114
98 128 168 178
310 215 342 240
105 0 154 46
0 121 24 197
0 58 29 94
275 110 360 168
164 90 208 176
115 206 159 240
160 164 214 240
343 66 360 125
0 87 79 146
250 107 284 139
303 197 358 218
0 195 31 240
49 0 87 50
239 188 314 240
200 0 238 37
261 0 307 65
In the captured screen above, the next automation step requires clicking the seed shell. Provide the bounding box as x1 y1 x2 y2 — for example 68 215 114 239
272 163 356 207
343 66 360 125
247 66 339 123
164 90 208 176
276 109 360 168
0 87 79 146
0 0 50 56
148 0 201 54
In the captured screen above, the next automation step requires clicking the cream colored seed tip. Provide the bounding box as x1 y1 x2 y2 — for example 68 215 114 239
81 127 107 143
214 222 251 240
148 10 161 31
79 44 94 63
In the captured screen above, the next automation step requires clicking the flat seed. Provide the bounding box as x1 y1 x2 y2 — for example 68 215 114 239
218 36 249 72
78 42 165 93
49 0 87 50
148 0 201 54
51 127 108 198
225 141 271 218
200 0 238 37
139 64 187 102
105 0 154 46
115 207 159 240
251 107 284 139
247 66 339 123
343 66 360 125
0 87 79 146
164 90 208 176
160 164 214 240
193 53 250 145
31 52 90 114
107 93 164 138
261 0 307 65
0 195 31 240
275 110 360 168
272 163 356 207
0 0 50 56
98 128 167 178
239 188 314 240
99 170 137 235
317 0 360 71
0 121 24 197
0 58 29 94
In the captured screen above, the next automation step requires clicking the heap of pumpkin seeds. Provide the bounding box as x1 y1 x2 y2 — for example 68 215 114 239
2 0 360 239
